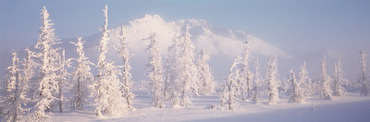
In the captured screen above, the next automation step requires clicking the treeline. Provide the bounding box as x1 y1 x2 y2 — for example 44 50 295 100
0 5 369 122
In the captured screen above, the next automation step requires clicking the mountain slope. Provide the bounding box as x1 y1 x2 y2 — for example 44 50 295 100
75 14 291 81
108 14 290 59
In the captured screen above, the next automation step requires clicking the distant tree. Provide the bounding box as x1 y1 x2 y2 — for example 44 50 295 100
70 37 94 110
220 58 240 110
0 53 27 122
320 56 332 100
289 68 305 103
251 58 260 104
118 26 135 110
55 49 68 113
298 62 312 98
266 55 280 105
196 50 215 95
163 55 172 100
92 5 126 118
165 34 182 108
360 50 368 96
333 54 348 96
219 82 228 108
146 33 165 108
22 48 36 101
239 41 253 101
177 25 198 107
30 6 62 121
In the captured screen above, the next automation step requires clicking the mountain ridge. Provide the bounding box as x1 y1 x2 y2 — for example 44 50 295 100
1 14 292 82
80 14 291 81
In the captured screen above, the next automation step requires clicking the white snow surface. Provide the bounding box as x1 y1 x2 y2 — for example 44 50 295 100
51 95 370 122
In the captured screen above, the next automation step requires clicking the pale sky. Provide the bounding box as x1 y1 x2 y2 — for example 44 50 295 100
1 0 370 80
1 0 369 50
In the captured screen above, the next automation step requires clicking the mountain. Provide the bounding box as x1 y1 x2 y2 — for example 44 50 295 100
0 15 291 82
67 14 291 82
108 14 290 59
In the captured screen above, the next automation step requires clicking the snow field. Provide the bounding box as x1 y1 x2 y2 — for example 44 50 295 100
51 95 370 122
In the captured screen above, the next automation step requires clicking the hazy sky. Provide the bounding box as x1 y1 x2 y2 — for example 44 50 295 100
1 0 369 51
1 0 370 79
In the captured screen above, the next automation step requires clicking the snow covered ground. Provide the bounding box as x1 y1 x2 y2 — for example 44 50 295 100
51 95 370 122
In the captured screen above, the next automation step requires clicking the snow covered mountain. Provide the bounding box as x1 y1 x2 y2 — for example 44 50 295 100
109 14 289 59
65 14 291 82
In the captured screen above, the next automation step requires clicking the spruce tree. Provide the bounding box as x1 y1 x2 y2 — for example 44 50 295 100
70 37 94 110
196 50 215 95
147 33 165 108
118 26 135 110
220 58 240 110
320 56 332 100
360 50 368 96
56 49 68 113
298 62 311 98
177 25 198 107
165 34 182 108
333 54 348 96
251 58 260 104
93 5 126 118
0 53 27 122
289 68 305 103
266 55 280 105
239 41 253 101
22 48 37 102
30 6 62 121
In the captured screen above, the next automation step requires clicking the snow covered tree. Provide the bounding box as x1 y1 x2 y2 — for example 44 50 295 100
163 55 172 100
22 48 37 99
118 26 135 110
0 52 27 122
239 41 253 101
92 5 126 118
30 6 62 121
196 50 215 95
165 34 182 107
251 58 260 104
55 49 68 113
320 56 332 100
165 26 198 108
266 55 280 105
6 53 20 95
146 33 165 108
333 54 348 96
298 62 312 98
220 58 240 110
288 68 305 103
176 25 198 107
360 50 368 96
219 82 229 108
70 37 94 110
